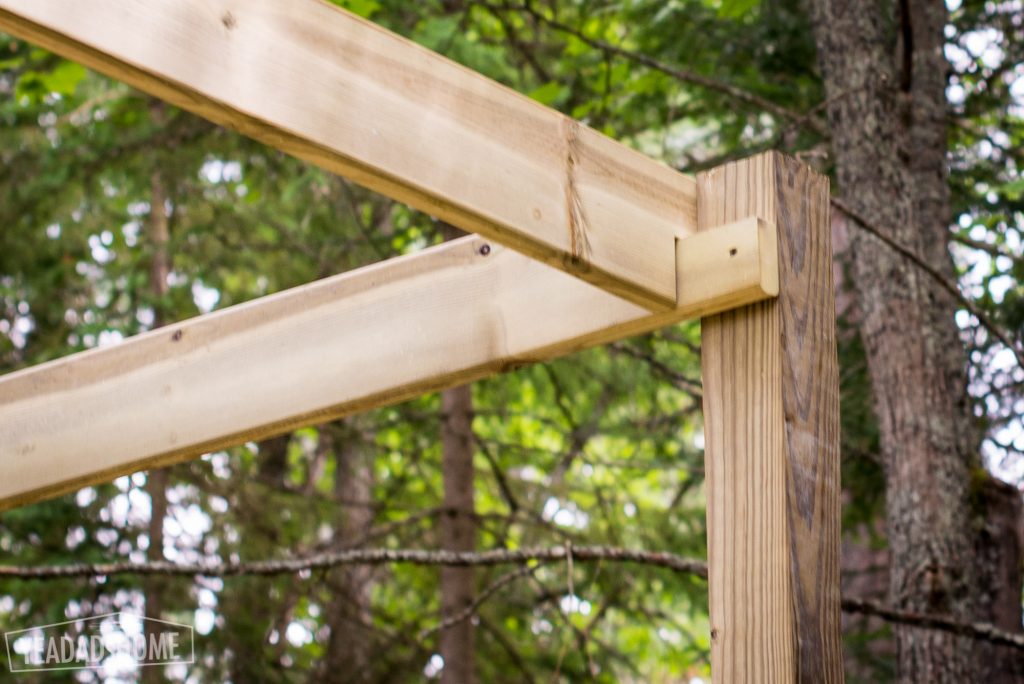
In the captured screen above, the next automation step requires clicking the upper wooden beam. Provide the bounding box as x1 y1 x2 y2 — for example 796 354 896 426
0 219 775 511
0 0 695 311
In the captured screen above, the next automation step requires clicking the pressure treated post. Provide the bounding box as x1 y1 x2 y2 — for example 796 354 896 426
698 152 843 682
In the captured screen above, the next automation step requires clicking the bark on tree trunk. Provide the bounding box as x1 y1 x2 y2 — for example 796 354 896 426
321 423 376 684
973 477 1024 683
143 166 170 684
809 0 1022 680
143 470 168 684
435 221 477 684
439 384 476 684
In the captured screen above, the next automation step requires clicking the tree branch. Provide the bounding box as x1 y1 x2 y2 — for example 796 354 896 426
832 197 1024 369
0 546 707 580
419 564 539 640
488 0 829 137
3 547 1023 651
840 597 1024 650
608 341 703 398
951 233 1024 270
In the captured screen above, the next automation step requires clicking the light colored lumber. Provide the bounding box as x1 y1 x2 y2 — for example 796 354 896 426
0 219 774 511
0 0 694 311
699 152 843 681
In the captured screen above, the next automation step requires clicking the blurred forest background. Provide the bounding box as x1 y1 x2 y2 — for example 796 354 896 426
0 0 1022 681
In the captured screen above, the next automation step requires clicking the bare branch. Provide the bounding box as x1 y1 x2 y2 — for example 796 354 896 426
419 564 539 640
841 597 1024 651
488 0 828 137
832 197 1024 369
4 547 1023 651
608 341 703 398
0 546 708 580
952 233 1024 270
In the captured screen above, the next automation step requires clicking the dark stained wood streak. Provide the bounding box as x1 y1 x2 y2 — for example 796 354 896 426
698 152 843 682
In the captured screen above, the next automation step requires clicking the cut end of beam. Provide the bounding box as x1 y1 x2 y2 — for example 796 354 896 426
677 216 778 312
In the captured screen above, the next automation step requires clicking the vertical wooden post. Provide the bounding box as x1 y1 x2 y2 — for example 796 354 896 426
698 152 843 682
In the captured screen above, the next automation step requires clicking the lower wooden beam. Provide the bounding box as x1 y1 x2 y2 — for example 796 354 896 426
698 152 843 681
0 218 774 510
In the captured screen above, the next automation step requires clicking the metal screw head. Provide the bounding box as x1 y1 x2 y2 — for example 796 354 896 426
478 244 491 256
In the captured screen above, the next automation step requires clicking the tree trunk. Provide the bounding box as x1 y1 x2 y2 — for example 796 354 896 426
321 423 376 683
143 166 170 684
809 1 1022 680
973 477 1024 683
439 384 476 684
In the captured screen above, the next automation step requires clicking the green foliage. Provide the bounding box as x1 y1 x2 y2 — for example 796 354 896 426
330 0 382 19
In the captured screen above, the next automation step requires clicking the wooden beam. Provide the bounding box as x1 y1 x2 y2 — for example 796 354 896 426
0 0 694 311
0 218 775 511
698 153 843 681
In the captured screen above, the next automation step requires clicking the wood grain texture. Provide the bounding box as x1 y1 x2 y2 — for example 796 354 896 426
698 152 843 682
0 0 695 311
0 221 775 511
